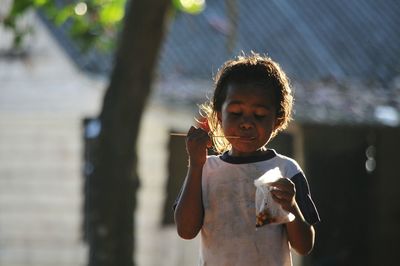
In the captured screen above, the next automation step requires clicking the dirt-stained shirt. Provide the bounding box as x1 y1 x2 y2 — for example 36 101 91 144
199 150 320 266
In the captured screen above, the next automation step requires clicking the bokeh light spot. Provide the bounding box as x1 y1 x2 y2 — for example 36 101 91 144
173 0 206 14
74 2 87 16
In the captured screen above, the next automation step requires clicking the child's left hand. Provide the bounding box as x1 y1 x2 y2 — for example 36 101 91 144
269 178 296 212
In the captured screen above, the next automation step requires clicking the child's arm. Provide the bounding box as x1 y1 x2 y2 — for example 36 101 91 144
269 178 315 255
174 126 210 239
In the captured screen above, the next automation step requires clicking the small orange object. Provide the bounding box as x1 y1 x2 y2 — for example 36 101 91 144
256 209 277 227
196 116 211 133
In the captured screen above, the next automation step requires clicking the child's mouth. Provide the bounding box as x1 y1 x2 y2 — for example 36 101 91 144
239 136 256 141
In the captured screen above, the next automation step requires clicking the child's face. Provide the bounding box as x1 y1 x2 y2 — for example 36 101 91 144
217 82 278 157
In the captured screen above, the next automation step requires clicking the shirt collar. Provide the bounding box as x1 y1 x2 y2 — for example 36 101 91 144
220 149 276 164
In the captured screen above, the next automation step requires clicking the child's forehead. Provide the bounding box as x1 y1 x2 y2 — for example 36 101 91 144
225 81 275 95
224 82 276 104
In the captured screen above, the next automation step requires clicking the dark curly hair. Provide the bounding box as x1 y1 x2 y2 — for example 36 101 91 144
200 52 293 153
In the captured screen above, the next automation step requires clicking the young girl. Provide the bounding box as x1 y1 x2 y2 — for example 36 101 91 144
174 53 320 266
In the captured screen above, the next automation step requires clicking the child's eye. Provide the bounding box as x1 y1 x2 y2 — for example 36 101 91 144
254 114 267 120
254 107 269 118
230 112 241 116
255 110 268 117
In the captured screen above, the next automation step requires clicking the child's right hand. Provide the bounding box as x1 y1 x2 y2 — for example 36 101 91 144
186 126 211 167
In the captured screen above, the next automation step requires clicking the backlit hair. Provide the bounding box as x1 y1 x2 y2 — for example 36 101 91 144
200 52 293 153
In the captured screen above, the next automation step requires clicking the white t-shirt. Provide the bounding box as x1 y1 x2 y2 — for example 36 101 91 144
199 150 319 266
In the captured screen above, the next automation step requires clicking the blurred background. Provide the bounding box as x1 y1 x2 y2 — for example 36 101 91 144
1 0 399 265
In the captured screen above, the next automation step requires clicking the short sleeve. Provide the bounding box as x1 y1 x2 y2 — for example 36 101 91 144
290 172 320 225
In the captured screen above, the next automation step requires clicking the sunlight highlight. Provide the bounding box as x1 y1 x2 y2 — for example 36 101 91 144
174 0 206 14
74 2 87 16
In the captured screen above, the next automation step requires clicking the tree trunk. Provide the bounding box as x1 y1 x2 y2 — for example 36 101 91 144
87 1 170 265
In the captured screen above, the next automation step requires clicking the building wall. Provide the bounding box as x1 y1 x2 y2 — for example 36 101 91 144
300 124 400 266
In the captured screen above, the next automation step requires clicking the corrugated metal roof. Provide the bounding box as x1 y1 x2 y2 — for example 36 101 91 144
155 0 400 126
158 0 400 83
41 0 400 83
39 0 400 125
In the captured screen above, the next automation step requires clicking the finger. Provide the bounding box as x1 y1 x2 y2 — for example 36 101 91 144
270 177 292 186
196 128 211 140
270 178 295 192
187 126 197 136
271 193 291 209
271 192 285 203
188 126 207 136
186 127 211 149
270 189 292 201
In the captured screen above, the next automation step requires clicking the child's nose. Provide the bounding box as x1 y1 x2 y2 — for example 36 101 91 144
240 123 253 130
240 116 254 129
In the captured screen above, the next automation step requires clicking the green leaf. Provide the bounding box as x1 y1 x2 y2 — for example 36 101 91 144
99 4 124 25
8 0 33 17
33 0 49 7
54 7 73 26
172 0 206 15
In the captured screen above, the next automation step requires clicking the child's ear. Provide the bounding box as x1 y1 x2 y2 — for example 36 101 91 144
217 111 222 123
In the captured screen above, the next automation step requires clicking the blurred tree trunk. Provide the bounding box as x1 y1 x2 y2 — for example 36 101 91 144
87 0 170 265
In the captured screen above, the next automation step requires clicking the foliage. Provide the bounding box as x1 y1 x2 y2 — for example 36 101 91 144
3 0 126 52
173 0 205 14
2 0 205 53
